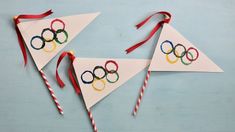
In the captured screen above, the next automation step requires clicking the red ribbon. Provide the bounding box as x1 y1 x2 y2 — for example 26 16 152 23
125 11 172 54
14 10 53 66
56 51 81 95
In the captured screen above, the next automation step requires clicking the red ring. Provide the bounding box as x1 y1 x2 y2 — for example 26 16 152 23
50 19 65 32
186 47 199 61
105 60 118 73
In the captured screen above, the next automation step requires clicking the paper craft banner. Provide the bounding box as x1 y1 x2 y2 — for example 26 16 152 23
17 12 100 70
73 58 150 109
149 24 223 72
125 11 223 116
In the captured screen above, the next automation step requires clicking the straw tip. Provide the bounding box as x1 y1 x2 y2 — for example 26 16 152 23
132 111 137 116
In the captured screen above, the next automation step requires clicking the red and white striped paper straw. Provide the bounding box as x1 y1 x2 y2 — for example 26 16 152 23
39 70 64 115
87 109 98 132
133 70 151 116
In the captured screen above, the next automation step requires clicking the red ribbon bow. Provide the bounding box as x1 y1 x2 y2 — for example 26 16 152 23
56 51 81 94
14 10 53 66
125 11 172 54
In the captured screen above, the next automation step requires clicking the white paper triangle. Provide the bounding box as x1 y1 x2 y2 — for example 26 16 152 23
149 24 223 72
73 58 150 109
17 12 100 70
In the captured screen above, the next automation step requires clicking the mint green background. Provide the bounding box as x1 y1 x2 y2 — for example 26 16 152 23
0 0 234 132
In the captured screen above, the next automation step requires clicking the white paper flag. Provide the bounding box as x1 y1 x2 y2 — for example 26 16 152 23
149 24 223 72
73 58 150 109
17 12 100 70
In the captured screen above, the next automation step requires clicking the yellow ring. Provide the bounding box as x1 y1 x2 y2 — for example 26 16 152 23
92 79 106 92
43 39 57 52
166 49 179 64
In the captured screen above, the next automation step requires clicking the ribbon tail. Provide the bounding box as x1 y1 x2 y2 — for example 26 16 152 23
56 70 65 88
56 51 79 94
126 22 163 54
135 11 171 29
125 41 148 54
56 52 69 88
126 11 172 54
68 66 81 95
14 9 53 66
15 25 27 66
135 14 154 29
16 10 53 20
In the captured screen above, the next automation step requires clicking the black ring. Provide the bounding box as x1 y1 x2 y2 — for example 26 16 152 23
93 66 107 80
41 28 56 42
81 70 94 84
160 40 174 54
30 36 45 50
173 43 186 58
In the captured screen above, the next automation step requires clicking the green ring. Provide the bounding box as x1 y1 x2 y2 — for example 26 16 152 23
181 51 193 65
106 70 119 83
55 29 68 44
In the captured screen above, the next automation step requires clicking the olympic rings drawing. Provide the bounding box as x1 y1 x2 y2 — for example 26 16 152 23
30 19 68 52
41 28 56 42
50 19 65 32
81 60 120 92
54 29 68 44
106 70 119 83
43 38 57 52
160 40 199 65
81 71 94 84
166 49 179 64
30 36 45 50
105 60 118 73
93 66 107 79
92 79 106 91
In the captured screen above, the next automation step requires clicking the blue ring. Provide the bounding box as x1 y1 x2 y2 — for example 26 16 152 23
160 40 174 54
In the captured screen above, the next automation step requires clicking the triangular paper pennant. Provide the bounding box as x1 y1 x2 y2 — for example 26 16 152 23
17 12 100 70
73 58 150 109
149 24 223 72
